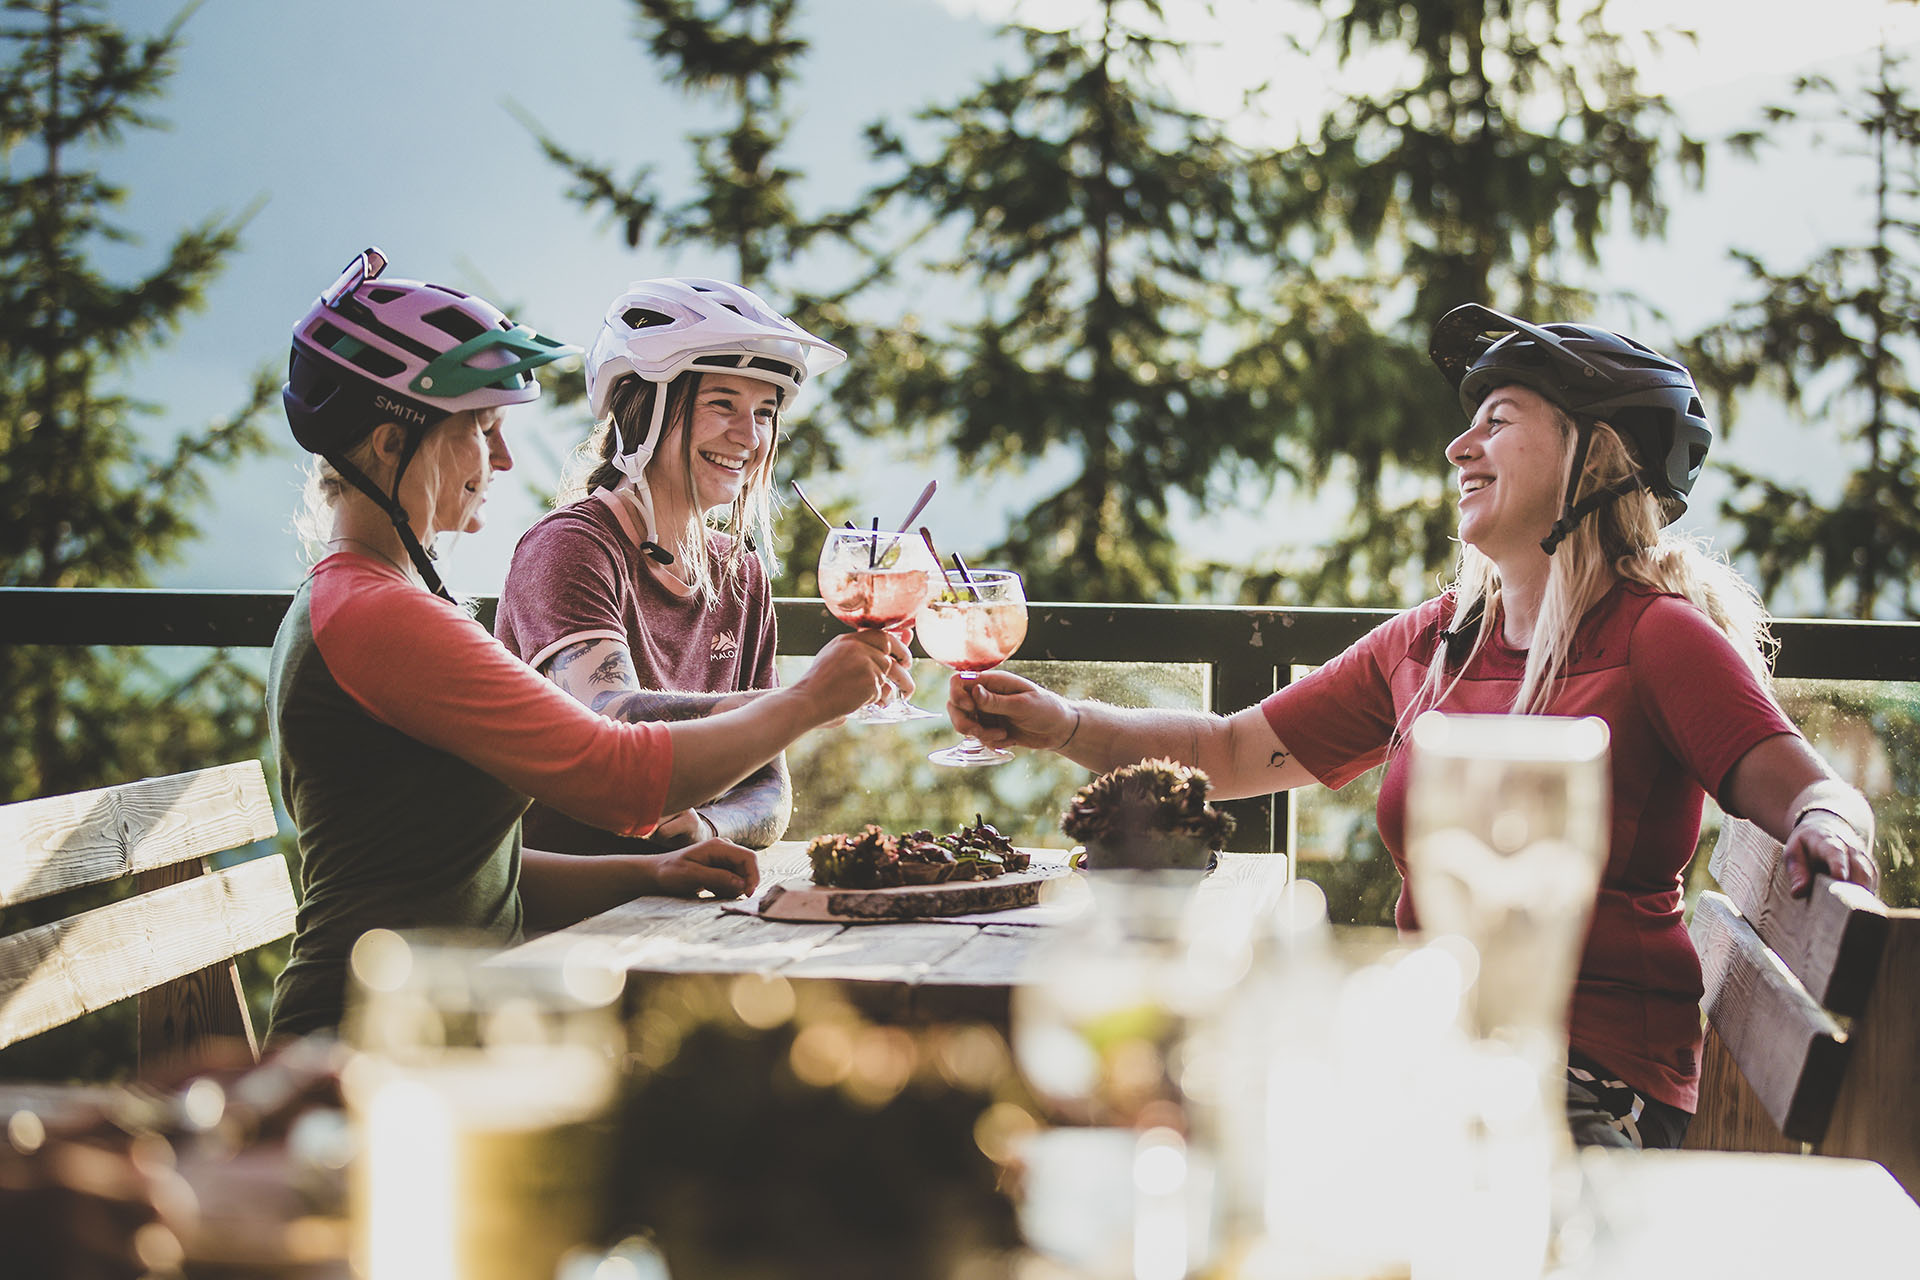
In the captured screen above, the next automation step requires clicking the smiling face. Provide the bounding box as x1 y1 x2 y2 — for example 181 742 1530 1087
400 406 513 540
649 373 781 514
1446 384 1569 562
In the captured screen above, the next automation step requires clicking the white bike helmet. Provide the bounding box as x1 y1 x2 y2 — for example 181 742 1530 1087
583 278 845 550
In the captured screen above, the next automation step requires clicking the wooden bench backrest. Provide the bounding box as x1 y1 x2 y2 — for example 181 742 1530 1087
0 762 295 1075
1688 816 1919 1201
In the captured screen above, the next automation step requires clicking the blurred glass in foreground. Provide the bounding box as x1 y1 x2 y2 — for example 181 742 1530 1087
342 932 626 1280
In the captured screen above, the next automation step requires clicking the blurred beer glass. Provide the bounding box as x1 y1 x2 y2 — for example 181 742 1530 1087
1012 872 1252 1278
342 932 626 1280
1405 711 1611 1280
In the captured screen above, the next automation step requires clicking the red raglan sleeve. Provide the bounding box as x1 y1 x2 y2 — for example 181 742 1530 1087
311 559 671 837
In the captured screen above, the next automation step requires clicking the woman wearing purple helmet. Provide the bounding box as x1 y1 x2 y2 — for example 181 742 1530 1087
941 305 1879 1149
269 251 906 1039
495 279 852 857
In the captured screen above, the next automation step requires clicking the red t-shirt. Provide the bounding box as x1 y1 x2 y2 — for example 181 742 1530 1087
1260 581 1796 1110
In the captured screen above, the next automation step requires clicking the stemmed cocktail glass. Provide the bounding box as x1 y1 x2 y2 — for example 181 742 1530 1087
817 527 940 723
916 569 1028 766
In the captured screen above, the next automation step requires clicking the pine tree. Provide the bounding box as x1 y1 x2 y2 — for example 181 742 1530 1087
522 0 869 585
847 0 1281 603
1687 45 1920 619
1237 0 1699 606
526 0 810 288
0 0 274 806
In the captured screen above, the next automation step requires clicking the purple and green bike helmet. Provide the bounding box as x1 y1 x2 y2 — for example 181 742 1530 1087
282 248 580 598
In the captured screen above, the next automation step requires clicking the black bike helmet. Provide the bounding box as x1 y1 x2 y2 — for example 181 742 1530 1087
1429 304 1713 553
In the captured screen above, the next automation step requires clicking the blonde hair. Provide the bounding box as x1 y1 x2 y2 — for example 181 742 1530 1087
1404 409 1774 730
290 411 487 565
553 372 779 605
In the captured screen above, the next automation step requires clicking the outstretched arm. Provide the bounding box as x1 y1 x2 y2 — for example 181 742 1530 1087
948 670 1319 799
542 637 795 846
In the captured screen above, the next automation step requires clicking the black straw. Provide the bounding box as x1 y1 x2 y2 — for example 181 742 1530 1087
951 553 982 600
869 517 880 568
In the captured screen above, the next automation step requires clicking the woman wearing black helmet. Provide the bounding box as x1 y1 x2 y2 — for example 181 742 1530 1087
267 250 907 1040
943 304 1878 1148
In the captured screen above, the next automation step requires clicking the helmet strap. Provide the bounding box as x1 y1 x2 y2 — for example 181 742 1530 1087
608 379 680 562
328 449 456 603
1539 421 1649 555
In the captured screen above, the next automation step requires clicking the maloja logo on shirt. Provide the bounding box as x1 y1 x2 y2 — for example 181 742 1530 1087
711 630 739 662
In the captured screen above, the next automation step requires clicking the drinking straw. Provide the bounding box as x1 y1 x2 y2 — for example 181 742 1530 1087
790 481 833 528
869 517 880 568
894 480 938 532
919 527 962 597
951 553 982 601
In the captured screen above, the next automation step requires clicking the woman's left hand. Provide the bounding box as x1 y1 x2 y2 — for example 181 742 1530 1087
1784 810 1878 896
649 839 760 899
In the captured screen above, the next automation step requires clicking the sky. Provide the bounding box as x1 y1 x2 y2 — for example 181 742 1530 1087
61 0 1920 603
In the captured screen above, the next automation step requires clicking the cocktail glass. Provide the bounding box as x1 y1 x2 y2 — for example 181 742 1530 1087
817 527 939 723
917 568 1028 766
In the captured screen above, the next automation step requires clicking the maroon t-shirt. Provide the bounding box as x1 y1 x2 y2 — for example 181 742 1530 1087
495 492 778 852
1260 581 1796 1110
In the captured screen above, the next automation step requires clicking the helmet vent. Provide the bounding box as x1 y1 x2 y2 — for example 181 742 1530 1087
422 306 487 342
367 287 407 304
1688 396 1705 418
349 345 405 378
747 355 805 383
621 307 675 330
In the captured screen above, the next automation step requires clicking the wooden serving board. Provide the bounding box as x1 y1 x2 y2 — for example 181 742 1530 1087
752 862 1073 923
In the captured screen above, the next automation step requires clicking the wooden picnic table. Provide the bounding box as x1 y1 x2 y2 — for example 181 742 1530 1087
496 842 1302 1026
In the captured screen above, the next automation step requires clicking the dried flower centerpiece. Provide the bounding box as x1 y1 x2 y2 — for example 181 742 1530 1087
807 818 1030 889
1060 757 1235 871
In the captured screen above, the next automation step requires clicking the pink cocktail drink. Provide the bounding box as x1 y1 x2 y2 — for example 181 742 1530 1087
917 569 1028 766
916 599 1028 671
822 565 933 631
816 527 939 724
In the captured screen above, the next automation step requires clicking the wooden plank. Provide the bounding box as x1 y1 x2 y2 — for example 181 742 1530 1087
1690 892 1850 1142
0 854 295 1049
781 922 979 980
136 859 260 1077
0 762 278 907
1680 1023 1803 1156
1817 910 1920 1203
1709 817 1889 1015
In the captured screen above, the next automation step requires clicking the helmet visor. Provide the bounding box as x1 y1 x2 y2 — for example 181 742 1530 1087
1429 303 1607 390
319 247 389 311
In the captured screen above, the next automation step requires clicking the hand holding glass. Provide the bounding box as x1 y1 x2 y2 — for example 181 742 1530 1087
917 569 1028 765
817 528 939 723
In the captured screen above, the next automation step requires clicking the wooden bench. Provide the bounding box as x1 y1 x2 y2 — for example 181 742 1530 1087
1684 815 1919 1202
0 761 295 1077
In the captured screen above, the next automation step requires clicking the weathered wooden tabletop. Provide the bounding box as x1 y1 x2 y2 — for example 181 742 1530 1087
495 842 1292 1025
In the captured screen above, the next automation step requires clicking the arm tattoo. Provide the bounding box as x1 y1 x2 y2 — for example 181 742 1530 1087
699 754 793 849
597 686 741 722
1269 749 1291 769
589 650 632 689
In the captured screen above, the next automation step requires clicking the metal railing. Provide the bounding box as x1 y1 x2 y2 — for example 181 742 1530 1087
9 586 1920 853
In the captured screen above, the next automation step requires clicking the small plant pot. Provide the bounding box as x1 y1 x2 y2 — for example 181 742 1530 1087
1079 829 1216 872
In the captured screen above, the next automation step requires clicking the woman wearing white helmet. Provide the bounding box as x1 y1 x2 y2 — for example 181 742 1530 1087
496 278 856 856
270 252 905 1039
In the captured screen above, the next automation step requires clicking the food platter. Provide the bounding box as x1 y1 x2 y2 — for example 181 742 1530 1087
751 857 1073 923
